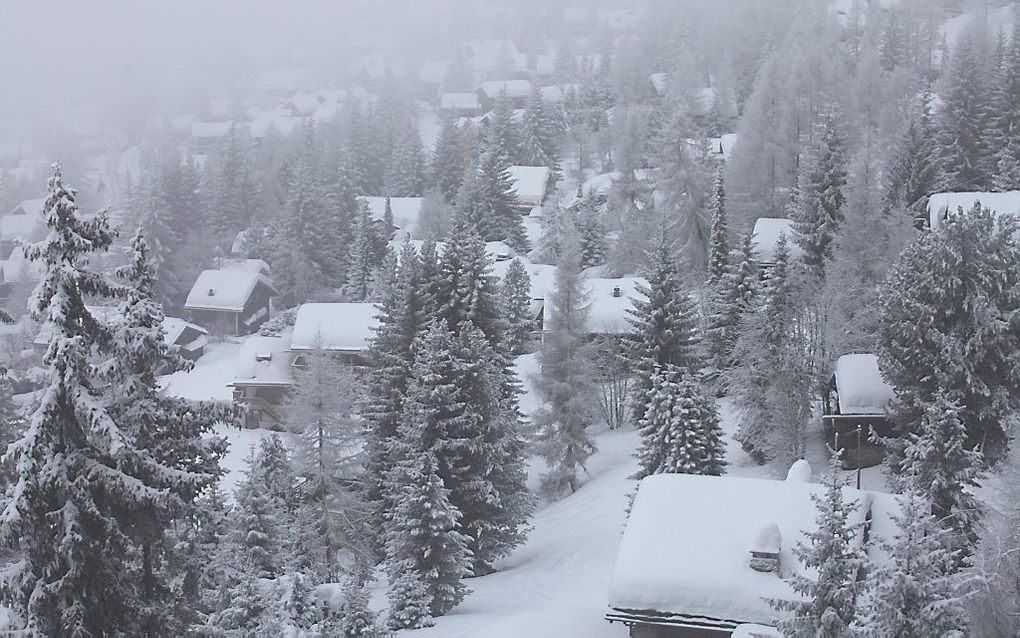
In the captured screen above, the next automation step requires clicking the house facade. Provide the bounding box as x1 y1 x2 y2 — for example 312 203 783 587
184 269 277 336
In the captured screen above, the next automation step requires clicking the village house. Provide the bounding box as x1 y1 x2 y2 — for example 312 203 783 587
750 217 802 268
543 276 647 340
607 467 898 637
184 267 277 336
507 165 553 212
289 302 379 368
462 39 528 80
822 353 897 469
439 92 482 118
477 79 533 110
926 190 1020 231
1 201 46 259
231 333 293 429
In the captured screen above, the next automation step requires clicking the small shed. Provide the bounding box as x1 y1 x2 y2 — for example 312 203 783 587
507 165 552 210
544 276 648 338
607 472 898 637
290 303 380 367
823 354 896 469
162 317 209 361
184 269 277 336
231 333 294 428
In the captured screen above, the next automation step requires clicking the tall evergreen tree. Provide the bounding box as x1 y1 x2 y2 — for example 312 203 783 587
938 31 992 191
792 111 848 278
454 147 529 252
884 90 940 214
575 195 608 268
501 258 534 355
633 366 726 479
707 169 729 283
518 86 558 170
486 93 521 162
705 232 760 378
431 118 468 203
991 18 1020 190
207 125 262 248
383 120 426 197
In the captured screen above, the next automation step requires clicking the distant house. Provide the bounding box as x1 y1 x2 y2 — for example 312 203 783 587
544 277 648 339
231 333 293 428
282 92 324 117
508 165 553 211
822 354 897 469
0 211 45 259
607 470 898 637
359 196 425 239
750 218 802 267
184 269 277 336
439 92 482 117
289 302 380 368
477 79 533 109
926 190 1020 231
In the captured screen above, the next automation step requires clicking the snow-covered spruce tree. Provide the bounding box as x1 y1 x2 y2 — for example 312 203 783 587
627 228 702 426
707 169 729 284
575 194 608 268
792 110 848 279
884 90 940 215
454 145 529 252
533 231 598 498
431 117 468 203
344 200 385 302
383 118 426 197
938 30 992 191
281 346 366 582
633 365 726 479
0 369 24 488
331 569 382 637
486 92 521 163
772 459 866 637
991 18 1020 191
877 204 1020 464
207 124 263 249
854 489 969 637
0 167 158 635
705 231 760 380
101 229 229 635
518 85 558 170
501 258 534 355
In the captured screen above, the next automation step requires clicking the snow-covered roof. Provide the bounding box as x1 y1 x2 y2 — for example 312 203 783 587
440 92 481 111
478 79 533 100
609 473 897 627
10 197 45 218
492 259 557 302
834 354 895 415
535 53 556 76
0 246 44 284
191 121 234 140
218 258 270 275
290 303 380 352
751 218 802 263
419 59 450 84
508 165 550 206
232 334 294 387
185 269 276 312
546 277 647 334
162 316 208 345
0 214 44 242
311 102 342 124
283 93 323 116
359 196 424 233
926 190 1020 231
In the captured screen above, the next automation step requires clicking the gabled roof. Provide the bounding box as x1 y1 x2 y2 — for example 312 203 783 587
834 354 895 415
185 269 277 312
290 303 380 352
609 473 897 628
545 276 648 334
162 316 209 345
10 197 46 218
232 333 294 387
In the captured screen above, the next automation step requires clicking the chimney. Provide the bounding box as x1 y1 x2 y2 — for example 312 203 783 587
612 285 622 298
207 288 215 296
749 523 781 573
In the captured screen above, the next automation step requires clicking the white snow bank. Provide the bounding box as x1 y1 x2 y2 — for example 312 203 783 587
608 473 898 626
785 459 812 483
732 624 782 638
834 354 894 415
927 190 1020 231
290 303 379 352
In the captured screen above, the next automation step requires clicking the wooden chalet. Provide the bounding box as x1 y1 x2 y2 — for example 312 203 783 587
822 354 896 469
184 268 277 336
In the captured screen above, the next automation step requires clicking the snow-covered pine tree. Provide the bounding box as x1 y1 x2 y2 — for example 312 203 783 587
282 346 365 582
991 18 1020 191
633 365 726 478
0 167 150 635
501 258 534 355
533 231 598 498
705 231 760 379
431 117 468 203
627 227 702 426
792 110 848 279
486 92 521 162
207 125 263 249
854 489 969 637
575 194 608 268
938 30 992 191
884 90 940 215
383 118 426 197
518 85 558 170
877 204 1020 464
454 145 529 252
707 169 729 284
772 458 866 637
344 200 385 302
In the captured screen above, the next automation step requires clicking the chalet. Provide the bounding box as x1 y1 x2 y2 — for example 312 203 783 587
927 190 1020 231
289 302 379 368
439 92 482 117
544 277 648 339
507 165 553 211
607 469 898 637
359 196 425 239
822 354 897 469
191 121 234 152
184 269 277 336
231 334 293 429
9 198 45 218
162 317 209 361
477 80 533 109
750 218 802 268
